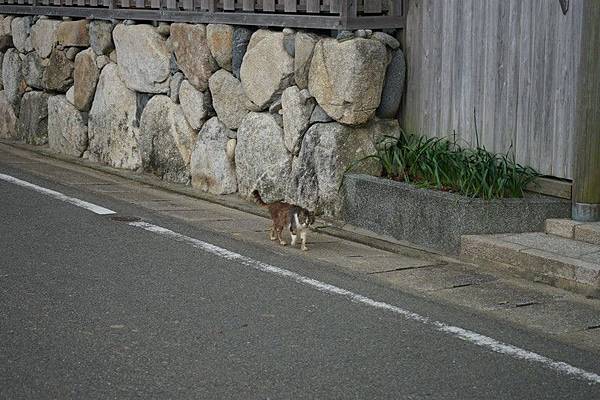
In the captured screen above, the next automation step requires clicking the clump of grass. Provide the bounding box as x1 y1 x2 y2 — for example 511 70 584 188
351 130 539 200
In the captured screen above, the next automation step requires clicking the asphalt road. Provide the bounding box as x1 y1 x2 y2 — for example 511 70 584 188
1 163 600 399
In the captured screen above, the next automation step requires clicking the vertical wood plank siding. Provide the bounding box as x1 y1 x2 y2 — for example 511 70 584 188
401 0 583 179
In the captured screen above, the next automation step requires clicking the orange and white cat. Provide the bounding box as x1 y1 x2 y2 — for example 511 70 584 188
252 190 315 251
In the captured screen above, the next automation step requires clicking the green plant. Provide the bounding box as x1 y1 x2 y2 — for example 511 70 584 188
347 130 540 200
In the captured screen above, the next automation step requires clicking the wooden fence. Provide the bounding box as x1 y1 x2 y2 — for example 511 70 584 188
401 0 582 180
0 0 405 29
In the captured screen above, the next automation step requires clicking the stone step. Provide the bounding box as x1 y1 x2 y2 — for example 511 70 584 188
545 218 600 246
575 223 600 246
461 232 600 297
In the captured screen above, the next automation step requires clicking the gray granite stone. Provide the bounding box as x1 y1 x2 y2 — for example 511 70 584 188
336 30 353 42
376 48 405 118
283 30 295 57
372 31 400 49
22 51 45 90
575 223 600 246
17 91 49 145
232 26 252 79
89 20 114 56
502 233 600 259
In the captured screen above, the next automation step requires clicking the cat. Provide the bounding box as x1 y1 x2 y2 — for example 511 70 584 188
252 190 315 251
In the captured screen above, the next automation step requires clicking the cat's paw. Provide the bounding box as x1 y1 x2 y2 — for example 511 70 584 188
280 241 288 246
301 246 308 251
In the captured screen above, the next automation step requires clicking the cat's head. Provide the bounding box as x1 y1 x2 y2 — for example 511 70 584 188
298 209 315 228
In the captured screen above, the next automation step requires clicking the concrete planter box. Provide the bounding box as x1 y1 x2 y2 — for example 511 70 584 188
341 174 572 254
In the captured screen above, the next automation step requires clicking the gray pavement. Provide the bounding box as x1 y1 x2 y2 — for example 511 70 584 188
2 143 600 398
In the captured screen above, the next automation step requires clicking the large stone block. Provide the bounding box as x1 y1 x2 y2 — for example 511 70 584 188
179 79 211 130
56 20 89 47
294 32 319 90
73 48 99 112
0 90 17 139
47 95 88 157
240 31 294 110
309 38 388 125
31 18 60 58
170 23 218 92
139 95 197 184
376 48 405 119
66 85 75 105
574 223 600 246
372 32 400 50
17 91 50 145
96 55 110 70
247 29 271 52
169 71 184 103
11 17 33 53
288 119 400 215
207 24 233 72
0 16 14 51
281 85 315 155
2 49 27 114
66 47 82 61
88 64 141 170
1 16 14 37
232 26 251 79
235 112 292 202
89 20 114 56
42 48 74 92
22 51 46 90
190 117 238 194
113 24 170 94
208 69 250 130
283 28 295 57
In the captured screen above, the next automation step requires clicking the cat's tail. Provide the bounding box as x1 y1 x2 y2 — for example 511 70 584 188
252 190 267 207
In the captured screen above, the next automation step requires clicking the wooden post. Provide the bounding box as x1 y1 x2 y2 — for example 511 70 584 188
572 0 600 221
340 0 357 30
390 0 403 16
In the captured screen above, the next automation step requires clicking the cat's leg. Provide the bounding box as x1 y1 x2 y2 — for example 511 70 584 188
277 228 287 246
300 230 308 251
269 225 277 241
290 225 297 246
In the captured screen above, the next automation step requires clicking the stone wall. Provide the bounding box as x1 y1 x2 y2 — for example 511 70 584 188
0 15 405 216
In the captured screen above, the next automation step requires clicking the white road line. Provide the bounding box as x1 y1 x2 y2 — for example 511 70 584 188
129 220 600 385
0 173 116 215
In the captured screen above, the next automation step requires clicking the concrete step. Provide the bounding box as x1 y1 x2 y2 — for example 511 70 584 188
545 218 600 246
461 232 600 297
575 223 600 246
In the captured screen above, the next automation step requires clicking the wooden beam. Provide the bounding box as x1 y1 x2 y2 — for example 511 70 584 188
526 177 572 200
0 5 349 29
0 2 405 29
573 0 600 221
345 15 404 30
